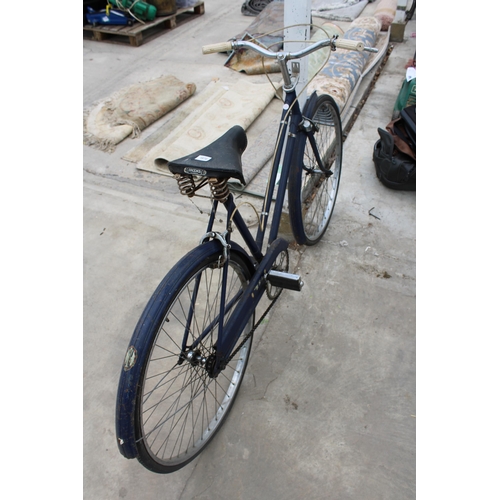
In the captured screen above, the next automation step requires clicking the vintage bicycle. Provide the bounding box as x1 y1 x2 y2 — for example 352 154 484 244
115 31 377 473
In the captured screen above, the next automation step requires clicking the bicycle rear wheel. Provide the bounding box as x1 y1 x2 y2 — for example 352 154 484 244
288 94 342 245
116 242 255 473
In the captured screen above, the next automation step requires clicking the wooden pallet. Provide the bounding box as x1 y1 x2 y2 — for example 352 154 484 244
83 2 205 47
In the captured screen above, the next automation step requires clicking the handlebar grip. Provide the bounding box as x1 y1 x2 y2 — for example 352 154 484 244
202 42 234 54
334 38 365 52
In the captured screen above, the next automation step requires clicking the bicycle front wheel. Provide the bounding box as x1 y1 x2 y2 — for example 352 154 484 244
288 94 342 245
116 242 255 473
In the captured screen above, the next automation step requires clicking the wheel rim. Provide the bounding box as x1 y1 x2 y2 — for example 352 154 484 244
137 259 252 468
301 100 341 242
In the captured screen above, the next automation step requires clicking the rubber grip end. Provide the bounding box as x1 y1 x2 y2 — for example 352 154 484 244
335 38 364 51
202 42 233 54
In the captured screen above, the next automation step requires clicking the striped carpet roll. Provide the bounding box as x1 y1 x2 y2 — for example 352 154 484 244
374 0 397 31
308 16 381 111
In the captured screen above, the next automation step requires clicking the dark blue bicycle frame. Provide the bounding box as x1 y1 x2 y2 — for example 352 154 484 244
192 88 309 377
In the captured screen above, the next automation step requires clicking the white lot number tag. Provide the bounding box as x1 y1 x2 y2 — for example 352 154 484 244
195 155 212 162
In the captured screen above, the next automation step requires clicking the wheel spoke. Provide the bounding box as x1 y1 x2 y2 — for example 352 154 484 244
133 252 254 472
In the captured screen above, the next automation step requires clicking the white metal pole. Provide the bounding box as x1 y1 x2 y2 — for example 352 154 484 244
283 0 311 107
395 0 407 23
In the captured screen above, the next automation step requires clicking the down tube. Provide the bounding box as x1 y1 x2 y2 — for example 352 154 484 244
214 237 289 375
268 96 303 244
255 94 297 248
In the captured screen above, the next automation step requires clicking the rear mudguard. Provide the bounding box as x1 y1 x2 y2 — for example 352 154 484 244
115 240 254 459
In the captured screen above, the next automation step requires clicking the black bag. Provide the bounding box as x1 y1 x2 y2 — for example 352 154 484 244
400 105 416 151
373 105 416 191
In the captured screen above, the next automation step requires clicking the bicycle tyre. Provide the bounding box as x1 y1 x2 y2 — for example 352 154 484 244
406 0 416 21
116 241 255 473
288 94 342 246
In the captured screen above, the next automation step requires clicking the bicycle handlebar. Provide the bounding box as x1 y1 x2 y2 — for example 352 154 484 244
202 37 377 57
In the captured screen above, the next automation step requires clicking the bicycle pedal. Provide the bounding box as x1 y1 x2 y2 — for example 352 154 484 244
267 270 303 291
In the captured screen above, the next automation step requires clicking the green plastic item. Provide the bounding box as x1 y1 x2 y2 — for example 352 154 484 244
394 78 416 114
108 0 157 21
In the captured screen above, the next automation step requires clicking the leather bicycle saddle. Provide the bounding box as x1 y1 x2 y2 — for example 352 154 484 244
168 125 248 185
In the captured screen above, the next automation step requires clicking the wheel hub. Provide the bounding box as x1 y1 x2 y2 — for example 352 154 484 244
184 349 206 367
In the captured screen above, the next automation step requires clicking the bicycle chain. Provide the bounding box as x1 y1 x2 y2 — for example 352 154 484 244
226 289 282 364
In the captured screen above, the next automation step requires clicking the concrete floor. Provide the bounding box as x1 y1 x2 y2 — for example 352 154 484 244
83 1 416 498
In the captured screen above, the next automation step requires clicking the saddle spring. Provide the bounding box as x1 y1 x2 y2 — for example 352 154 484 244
174 174 229 202
208 178 229 202
175 174 197 197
